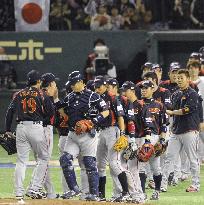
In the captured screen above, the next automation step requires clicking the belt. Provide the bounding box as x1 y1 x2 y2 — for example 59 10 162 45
18 121 43 125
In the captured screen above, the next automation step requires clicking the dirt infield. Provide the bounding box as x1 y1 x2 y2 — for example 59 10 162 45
0 199 152 205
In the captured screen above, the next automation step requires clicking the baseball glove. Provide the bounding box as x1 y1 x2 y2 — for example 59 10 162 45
0 132 17 155
113 135 128 152
137 143 154 162
123 146 138 160
154 139 168 157
75 119 94 135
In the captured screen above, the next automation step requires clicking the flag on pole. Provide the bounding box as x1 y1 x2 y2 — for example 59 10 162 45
14 0 50 31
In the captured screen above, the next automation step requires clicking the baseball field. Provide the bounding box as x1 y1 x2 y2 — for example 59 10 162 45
0 134 203 205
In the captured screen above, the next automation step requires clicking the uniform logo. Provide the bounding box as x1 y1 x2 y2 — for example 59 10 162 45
148 107 160 113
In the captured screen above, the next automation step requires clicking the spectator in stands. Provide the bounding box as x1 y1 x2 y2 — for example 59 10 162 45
84 38 117 81
121 5 139 30
190 0 204 29
50 0 72 30
110 6 124 30
90 5 112 30
169 0 191 29
0 0 15 31
72 7 90 30
0 47 17 89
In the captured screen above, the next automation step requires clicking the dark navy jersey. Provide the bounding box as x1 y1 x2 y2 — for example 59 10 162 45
136 83 172 110
5 86 55 131
153 87 172 110
55 111 69 136
43 94 55 126
63 89 108 130
171 87 201 134
159 80 179 95
119 95 134 122
132 98 167 137
100 91 125 128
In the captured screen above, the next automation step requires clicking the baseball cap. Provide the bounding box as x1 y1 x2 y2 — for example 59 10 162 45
189 52 200 60
93 78 106 89
139 80 154 89
152 63 162 71
122 81 136 91
27 70 41 84
86 80 95 91
169 62 181 71
68 71 83 85
107 78 119 86
141 62 153 70
41 73 56 87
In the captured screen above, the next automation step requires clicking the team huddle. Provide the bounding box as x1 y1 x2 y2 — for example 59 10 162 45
5 49 204 203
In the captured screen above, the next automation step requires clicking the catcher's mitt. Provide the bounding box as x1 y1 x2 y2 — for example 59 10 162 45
0 132 17 155
154 140 168 157
137 143 154 162
75 119 94 135
113 135 128 152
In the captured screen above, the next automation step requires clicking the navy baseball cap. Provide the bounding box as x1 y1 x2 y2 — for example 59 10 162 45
27 70 41 84
141 62 153 70
122 81 136 91
86 80 95 91
169 62 181 71
139 80 154 88
152 63 162 71
93 78 106 89
41 73 56 86
68 71 83 85
189 52 200 60
107 78 119 86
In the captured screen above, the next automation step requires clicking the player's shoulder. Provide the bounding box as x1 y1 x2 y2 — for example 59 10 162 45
89 90 101 101
160 80 170 85
137 99 145 107
159 86 168 92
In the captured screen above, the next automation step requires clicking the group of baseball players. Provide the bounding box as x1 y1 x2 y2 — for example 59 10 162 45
5 47 204 203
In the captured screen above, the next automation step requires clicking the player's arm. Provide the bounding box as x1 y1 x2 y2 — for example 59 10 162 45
163 89 172 110
5 95 17 132
90 92 109 125
116 99 126 134
167 92 199 116
53 87 68 118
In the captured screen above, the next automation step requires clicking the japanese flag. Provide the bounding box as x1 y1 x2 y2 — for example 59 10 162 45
14 0 50 31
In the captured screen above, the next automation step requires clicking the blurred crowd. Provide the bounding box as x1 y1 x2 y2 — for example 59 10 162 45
1 0 204 31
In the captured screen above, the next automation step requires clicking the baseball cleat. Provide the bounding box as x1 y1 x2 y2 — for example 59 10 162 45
150 190 160 200
160 187 167 192
110 192 132 202
60 190 81 199
85 194 100 201
148 180 155 189
186 186 199 192
180 174 189 182
16 196 24 200
26 189 47 199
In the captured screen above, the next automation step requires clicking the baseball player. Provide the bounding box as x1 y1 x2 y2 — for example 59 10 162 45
40 73 59 199
141 62 153 77
161 69 201 193
160 62 180 94
188 61 204 153
93 77 132 202
55 71 109 201
123 80 167 200
151 64 163 83
5 70 55 200
57 80 90 199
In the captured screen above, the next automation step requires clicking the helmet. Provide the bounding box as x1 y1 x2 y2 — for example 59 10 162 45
68 71 83 85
